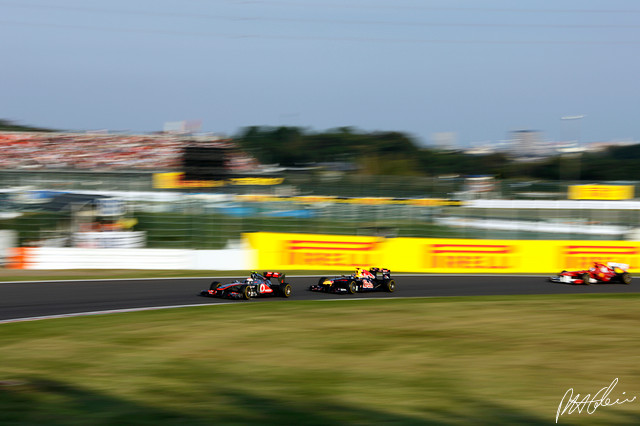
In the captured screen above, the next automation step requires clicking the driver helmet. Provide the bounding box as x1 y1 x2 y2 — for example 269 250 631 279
355 268 364 278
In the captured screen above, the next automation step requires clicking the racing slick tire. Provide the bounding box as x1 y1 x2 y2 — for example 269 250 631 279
618 272 632 285
280 283 292 298
242 285 252 300
347 280 357 294
384 279 396 292
210 281 221 290
581 272 591 285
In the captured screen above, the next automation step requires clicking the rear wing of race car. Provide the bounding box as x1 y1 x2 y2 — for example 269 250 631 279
369 267 391 279
264 271 286 284
607 262 630 271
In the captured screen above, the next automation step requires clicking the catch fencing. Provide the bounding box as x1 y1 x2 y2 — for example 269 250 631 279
2 171 640 248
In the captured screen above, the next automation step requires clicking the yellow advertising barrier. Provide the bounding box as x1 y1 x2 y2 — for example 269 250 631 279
153 173 284 189
153 172 225 189
245 232 640 273
234 194 462 206
245 233 386 271
385 238 639 273
568 184 634 200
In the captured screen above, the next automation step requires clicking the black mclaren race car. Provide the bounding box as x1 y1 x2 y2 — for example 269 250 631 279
200 271 292 300
310 267 396 294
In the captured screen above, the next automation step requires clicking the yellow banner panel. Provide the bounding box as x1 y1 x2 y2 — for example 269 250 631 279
152 172 224 189
245 232 385 271
552 243 639 271
245 233 640 274
229 177 284 186
234 195 460 206
385 238 640 273
568 185 634 200
384 238 528 273
153 173 282 189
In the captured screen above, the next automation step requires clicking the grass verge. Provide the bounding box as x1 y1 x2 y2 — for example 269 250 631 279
1 295 640 424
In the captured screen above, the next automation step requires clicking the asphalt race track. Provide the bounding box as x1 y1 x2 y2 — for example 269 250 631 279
1 274 639 322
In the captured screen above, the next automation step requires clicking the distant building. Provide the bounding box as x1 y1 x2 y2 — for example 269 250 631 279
430 132 457 150
509 130 547 157
163 120 202 135
464 145 496 155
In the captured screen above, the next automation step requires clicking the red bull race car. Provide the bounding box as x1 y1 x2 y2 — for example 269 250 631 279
549 262 632 285
309 267 396 294
200 271 292 300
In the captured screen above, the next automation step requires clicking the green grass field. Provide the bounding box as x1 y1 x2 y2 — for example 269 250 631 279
2 295 640 425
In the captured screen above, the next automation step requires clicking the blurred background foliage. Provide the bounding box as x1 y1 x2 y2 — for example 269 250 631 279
235 125 640 181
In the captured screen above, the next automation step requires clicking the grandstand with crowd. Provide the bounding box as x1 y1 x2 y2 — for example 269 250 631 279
0 131 258 173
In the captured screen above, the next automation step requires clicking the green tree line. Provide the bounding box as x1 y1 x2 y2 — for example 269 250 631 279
235 126 511 177
0 119 55 132
236 126 640 181
235 126 640 180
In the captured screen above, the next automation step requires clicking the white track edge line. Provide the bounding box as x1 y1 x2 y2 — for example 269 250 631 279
0 295 457 324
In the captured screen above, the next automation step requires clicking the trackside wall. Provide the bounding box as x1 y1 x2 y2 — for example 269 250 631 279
5 247 252 270
5 233 639 273
246 233 639 274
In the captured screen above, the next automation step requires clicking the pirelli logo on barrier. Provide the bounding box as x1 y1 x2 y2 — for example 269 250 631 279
568 185 634 200
561 245 638 270
427 243 516 270
285 239 378 268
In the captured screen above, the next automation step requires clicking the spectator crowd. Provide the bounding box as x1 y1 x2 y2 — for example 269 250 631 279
0 132 257 172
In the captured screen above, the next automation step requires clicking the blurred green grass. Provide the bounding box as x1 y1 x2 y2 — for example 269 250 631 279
1 295 640 424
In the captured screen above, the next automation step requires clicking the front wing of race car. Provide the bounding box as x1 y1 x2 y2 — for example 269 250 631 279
309 283 350 293
200 284 255 299
309 276 353 293
200 289 246 299
548 275 592 284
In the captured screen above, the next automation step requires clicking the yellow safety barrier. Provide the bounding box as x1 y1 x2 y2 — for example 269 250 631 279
568 184 634 200
153 172 225 189
245 232 639 273
245 233 385 270
153 173 283 189
234 194 462 206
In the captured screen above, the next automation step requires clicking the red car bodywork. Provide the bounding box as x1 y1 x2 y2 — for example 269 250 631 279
549 262 632 285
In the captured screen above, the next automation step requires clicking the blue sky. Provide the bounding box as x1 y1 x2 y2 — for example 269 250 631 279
2 0 639 146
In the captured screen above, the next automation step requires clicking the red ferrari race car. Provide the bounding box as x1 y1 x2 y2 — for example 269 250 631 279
549 262 632 285
200 271 292 300
309 267 396 294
